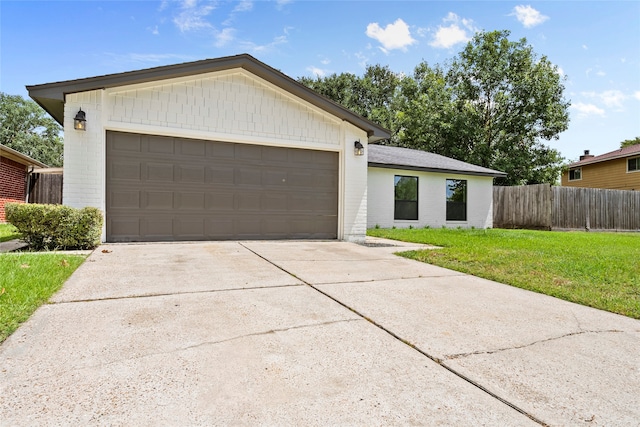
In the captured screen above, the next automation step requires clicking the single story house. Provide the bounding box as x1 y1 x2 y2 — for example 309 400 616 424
27 54 503 242
561 145 640 191
0 144 47 222
367 145 506 229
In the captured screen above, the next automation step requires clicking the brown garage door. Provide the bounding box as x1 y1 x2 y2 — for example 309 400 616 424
106 131 338 242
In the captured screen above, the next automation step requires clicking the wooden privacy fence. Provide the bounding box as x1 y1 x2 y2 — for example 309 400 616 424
493 184 640 231
28 172 63 205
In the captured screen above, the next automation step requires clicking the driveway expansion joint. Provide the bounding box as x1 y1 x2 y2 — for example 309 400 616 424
238 242 548 426
48 283 305 304
444 329 624 360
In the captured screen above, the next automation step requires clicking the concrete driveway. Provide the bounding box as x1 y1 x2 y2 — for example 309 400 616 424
1 240 639 426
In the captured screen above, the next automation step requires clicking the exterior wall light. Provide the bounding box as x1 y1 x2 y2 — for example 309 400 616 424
354 140 364 156
74 109 86 131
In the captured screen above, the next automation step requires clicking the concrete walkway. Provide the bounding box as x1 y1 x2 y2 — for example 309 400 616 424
1 240 638 425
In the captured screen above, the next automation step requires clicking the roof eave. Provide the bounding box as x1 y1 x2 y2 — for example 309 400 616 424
368 162 507 178
0 144 48 168
27 54 391 142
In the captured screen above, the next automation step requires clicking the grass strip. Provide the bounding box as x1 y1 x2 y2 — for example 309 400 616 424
0 253 86 343
368 228 640 319
0 223 21 243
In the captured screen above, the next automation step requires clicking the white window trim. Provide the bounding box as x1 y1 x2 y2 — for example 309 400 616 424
627 156 640 173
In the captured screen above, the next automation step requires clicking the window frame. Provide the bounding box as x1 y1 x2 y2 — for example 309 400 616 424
627 157 640 173
445 179 467 222
568 167 582 181
394 175 419 221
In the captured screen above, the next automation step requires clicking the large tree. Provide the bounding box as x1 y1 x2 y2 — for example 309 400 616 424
0 92 63 167
299 30 571 186
444 30 569 185
299 64 402 140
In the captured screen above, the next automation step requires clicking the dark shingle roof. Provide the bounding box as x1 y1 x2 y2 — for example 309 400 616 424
368 145 507 178
568 144 640 167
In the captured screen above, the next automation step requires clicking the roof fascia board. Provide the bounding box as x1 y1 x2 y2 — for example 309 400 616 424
0 144 48 168
570 150 640 167
368 162 507 178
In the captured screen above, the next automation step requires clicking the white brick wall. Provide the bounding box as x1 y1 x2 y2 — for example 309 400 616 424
341 124 368 242
367 167 495 229
62 68 369 242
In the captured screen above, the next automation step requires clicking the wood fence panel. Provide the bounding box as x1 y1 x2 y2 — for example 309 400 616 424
493 184 552 229
551 187 640 231
28 173 63 205
495 185 640 231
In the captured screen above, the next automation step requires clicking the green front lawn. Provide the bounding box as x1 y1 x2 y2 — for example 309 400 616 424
368 227 640 319
0 253 86 343
0 223 21 243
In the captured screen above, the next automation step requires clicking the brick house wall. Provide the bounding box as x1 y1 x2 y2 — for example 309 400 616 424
0 156 27 222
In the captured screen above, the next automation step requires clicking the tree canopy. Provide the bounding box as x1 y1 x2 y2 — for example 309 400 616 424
299 30 571 186
0 92 63 167
620 137 640 148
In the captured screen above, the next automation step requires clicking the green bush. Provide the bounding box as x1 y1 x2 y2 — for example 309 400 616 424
6 203 103 250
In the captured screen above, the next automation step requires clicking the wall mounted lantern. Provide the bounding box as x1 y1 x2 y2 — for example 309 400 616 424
354 140 364 156
73 109 86 131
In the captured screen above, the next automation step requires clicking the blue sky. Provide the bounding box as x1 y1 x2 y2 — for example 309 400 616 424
1 1 639 161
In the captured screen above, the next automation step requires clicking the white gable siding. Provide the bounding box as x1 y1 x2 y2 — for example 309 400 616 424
105 70 342 149
63 69 369 242
367 167 495 229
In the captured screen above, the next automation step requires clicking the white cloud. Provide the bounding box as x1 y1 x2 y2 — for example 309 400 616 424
512 5 549 28
173 0 215 32
582 90 626 110
233 0 253 13
571 102 605 118
306 66 326 78
240 32 288 53
634 91 640 101
598 90 626 109
214 28 235 47
596 71 606 77
366 18 416 53
582 44 588 50
429 12 476 49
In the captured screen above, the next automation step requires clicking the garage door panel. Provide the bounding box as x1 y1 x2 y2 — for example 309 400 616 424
177 193 205 210
147 136 174 154
146 163 174 182
110 191 140 209
107 131 338 242
205 193 235 210
111 161 141 181
180 139 206 157
178 165 206 183
146 191 174 209
208 167 235 184
111 133 141 152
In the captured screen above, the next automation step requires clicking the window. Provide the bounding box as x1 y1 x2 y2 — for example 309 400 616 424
394 175 418 220
446 179 467 221
569 168 582 181
628 157 639 172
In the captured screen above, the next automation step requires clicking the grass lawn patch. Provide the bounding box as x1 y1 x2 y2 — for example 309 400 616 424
368 228 640 319
0 253 86 343
0 223 21 243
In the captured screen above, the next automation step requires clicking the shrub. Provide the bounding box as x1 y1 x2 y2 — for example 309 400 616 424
6 203 103 250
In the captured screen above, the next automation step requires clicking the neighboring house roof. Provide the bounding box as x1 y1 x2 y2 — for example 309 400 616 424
568 144 640 168
27 54 391 143
0 144 48 168
368 145 507 178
